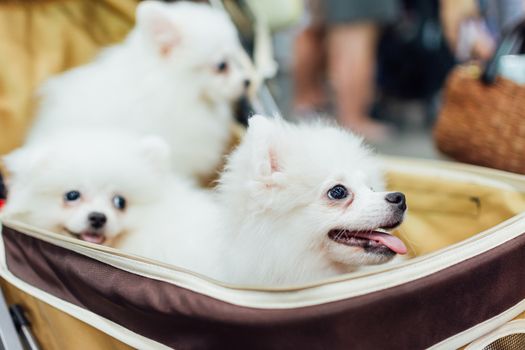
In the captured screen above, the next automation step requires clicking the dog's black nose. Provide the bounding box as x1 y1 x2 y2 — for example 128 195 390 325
385 192 407 211
88 212 107 229
243 79 251 88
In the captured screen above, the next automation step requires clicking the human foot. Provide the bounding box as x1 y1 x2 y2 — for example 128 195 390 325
339 118 394 143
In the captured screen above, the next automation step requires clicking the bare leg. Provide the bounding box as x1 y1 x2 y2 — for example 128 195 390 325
328 23 390 141
292 25 327 114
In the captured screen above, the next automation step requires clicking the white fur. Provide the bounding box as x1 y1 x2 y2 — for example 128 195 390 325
2 129 222 276
2 130 175 246
213 116 406 285
28 1 253 179
4 117 406 286
116 179 221 276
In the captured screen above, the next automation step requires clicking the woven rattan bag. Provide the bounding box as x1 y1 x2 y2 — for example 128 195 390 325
434 23 525 174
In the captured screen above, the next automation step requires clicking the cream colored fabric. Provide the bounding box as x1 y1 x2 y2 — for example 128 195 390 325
0 0 138 155
387 171 525 256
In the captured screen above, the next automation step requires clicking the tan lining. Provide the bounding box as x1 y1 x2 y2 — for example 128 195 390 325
387 171 525 257
1 279 132 350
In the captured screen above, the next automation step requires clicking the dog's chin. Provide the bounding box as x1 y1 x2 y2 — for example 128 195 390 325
325 220 407 267
63 228 107 245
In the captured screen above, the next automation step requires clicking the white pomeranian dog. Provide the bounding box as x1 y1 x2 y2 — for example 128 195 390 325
27 1 253 180
2 129 221 276
214 116 408 285
1 130 176 246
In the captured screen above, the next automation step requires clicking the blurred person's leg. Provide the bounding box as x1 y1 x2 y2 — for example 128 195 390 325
324 0 400 141
292 25 326 114
327 23 387 139
292 0 327 118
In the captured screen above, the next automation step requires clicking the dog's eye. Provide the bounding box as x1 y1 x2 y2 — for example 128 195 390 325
327 185 348 200
112 195 126 210
64 190 81 202
216 61 228 73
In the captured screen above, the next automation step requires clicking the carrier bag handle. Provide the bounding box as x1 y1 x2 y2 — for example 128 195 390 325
481 20 525 84
10 305 41 350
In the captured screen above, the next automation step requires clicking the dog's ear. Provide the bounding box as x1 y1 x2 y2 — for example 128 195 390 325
2 146 50 181
136 1 181 57
138 135 171 173
246 115 286 184
2 149 24 178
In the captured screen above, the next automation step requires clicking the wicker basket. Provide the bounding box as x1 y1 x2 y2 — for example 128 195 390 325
434 64 525 174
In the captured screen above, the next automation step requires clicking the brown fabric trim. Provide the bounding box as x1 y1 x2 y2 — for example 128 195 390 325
3 225 525 350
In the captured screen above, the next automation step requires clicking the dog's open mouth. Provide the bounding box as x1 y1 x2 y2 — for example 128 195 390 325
65 229 106 244
328 228 407 255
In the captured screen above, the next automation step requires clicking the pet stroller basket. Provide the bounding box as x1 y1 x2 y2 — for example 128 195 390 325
1 157 525 349
2 2 525 350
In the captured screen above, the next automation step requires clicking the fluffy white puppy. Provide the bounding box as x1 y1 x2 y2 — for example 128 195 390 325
215 116 408 285
2 129 221 276
28 1 252 179
1 130 174 246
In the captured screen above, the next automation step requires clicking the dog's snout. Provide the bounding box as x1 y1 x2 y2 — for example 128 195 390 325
88 212 107 229
243 79 251 89
385 192 407 211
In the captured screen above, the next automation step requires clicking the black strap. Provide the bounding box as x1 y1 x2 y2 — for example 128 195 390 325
481 21 525 84
0 172 5 200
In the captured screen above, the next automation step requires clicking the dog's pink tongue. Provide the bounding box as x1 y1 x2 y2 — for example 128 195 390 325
355 232 407 254
80 232 105 245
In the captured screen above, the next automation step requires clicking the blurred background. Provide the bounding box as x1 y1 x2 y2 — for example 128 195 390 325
1 0 524 173
266 0 523 159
